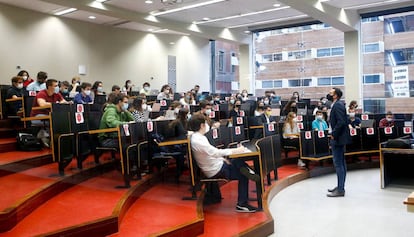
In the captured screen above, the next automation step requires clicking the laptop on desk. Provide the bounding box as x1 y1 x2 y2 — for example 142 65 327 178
151 103 161 112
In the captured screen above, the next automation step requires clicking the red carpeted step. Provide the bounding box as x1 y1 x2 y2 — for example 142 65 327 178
0 149 52 177
109 182 199 237
0 137 17 153
0 170 137 237
0 127 16 139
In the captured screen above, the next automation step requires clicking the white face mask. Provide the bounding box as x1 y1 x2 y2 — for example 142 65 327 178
165 89 170 94
141 104 147 110
205 109 212 116
54 86 60 94
97 86 104 92
17 83 23 89
127 83 132 87
144 86 150 91
316 115 323 120
187 113 191 120
292 118 297 122
264 100 269 105
348 113 355 118
22 76 28 81
84 90 91 96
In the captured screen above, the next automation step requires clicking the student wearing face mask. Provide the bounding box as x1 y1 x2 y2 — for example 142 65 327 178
189 113 260 213
129 97 148 122
157 84 171 100
240 89 249 101
229 100 242 118
31 79 68 147
254 102 265 117
312 110 329 131
98 94 134 149
282 112 305 167
122 80 134 95
69 76 82 95
281 100 297 116
347 112 361 129
73 82 93 104
6 76 25 115
379 111 395 128
347 100 358 114
262 97 270 106
139 82 151 96
257 105 276 125
163 108 190 182
195 100 220 129
91 81 105 101
17 70 33 88
26 71 48 92
180 91 196 106
59 81 71 101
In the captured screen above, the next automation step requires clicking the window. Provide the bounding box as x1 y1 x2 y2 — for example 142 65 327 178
363 99 385 114
331 47 344 56
364 43 380 53
317 76 344 86
262 80 273 88
273 53 283 61
317 77 331 86
386 48 414 66
317 48 331 57
303 79 312 86
288 79 301 87
363 74 381 84
274 81 282 88
288 78 312 87
262 54 273 62
218 51 224 72
332 77 344 85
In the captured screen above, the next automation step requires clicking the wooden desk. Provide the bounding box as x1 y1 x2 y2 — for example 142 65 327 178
380 147 414 188
229 146 264 210
157 138 188 147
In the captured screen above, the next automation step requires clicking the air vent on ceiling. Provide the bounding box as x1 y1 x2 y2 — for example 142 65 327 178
161 0 183 6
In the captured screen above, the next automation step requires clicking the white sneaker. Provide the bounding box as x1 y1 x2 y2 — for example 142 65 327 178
297 159 306 167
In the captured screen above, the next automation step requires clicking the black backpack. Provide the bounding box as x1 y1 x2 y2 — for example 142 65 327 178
16 133 42 151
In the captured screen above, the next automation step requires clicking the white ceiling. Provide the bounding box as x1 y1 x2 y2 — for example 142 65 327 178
0 0 412 43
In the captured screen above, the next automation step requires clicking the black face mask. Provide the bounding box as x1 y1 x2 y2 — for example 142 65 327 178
235 104 241 108
326 94 334 102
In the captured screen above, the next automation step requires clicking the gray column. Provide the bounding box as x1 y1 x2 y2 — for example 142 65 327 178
344 29 361 105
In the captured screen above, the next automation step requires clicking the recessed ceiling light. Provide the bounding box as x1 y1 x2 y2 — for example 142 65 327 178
148 28 154 31
151 0 225 16
202 17 210 21
273 4 281 7
169 42 175 45
244 30 251 34
54 8 77 16
88 16 96 19
194 6 290 24
145 0 153 3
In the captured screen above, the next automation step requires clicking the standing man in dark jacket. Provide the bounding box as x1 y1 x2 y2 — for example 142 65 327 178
327 87 349 197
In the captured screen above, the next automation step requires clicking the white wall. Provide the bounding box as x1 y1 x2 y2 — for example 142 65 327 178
0 3 210 93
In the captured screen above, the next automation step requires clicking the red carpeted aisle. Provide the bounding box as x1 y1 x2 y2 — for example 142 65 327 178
109 182 198 237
